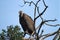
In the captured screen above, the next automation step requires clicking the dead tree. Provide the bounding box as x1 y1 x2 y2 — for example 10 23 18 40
19 0 60 40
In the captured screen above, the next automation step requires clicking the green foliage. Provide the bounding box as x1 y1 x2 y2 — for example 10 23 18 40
0 25 24 40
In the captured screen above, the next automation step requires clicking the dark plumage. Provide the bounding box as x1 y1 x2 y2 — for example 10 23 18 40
19 11 35 36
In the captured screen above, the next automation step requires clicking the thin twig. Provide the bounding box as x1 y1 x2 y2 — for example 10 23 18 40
45 23 60 27
41 28 60 39
44 19 57 22
43 0 46 7
36 0 41 5
23 0 36 6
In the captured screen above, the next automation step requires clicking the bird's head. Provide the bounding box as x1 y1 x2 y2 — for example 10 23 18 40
19 11 24 17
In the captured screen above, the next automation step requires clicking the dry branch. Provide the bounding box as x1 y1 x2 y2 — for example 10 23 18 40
35 0 48 20
41 28 60 39
38 19 56 34
45 23 60 27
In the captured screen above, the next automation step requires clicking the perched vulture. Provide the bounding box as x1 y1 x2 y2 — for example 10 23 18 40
19 11 35 37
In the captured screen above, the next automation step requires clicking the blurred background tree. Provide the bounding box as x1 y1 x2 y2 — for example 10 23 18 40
0 25 23 40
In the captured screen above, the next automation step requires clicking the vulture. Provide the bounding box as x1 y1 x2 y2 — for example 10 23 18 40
19 11 35 37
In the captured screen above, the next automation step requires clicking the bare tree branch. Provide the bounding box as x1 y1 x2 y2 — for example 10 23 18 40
38 19 57 34
37 21 44 34
23 0 35 6
35 19 57 31
37 7 44 21
34 0 41 19
44 19 57 22
45 23 60 27
44 19 60 27
53 28 60 40
43 0 47 7
35 0 48 20
41 28 60 39
36 0 41 5
39 30 44 38
35 6 48 20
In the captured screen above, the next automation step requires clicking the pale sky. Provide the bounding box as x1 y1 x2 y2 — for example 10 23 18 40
0 0 60 40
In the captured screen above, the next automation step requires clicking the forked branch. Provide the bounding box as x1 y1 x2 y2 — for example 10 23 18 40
38 19 57 34
41 28 60 39
35 0 48 20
